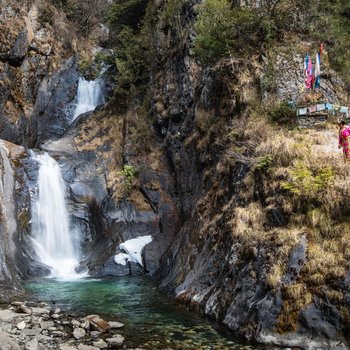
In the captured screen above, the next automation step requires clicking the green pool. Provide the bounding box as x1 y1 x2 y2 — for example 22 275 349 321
25 276 269 349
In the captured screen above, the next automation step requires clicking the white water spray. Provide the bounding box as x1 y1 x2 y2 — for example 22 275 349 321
72 77 104 121
31 153 84 279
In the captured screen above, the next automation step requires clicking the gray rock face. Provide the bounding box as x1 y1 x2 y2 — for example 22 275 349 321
29 57 79 146
0 141 29 298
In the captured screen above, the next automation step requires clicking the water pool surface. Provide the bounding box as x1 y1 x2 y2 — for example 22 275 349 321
25 277 270 349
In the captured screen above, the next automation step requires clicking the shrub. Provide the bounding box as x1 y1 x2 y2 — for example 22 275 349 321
114 26 149 97
282 161 334 197
107 0 148 33
118 164 138 190
193 0 261 64
268 102 296 126
255 155 273 172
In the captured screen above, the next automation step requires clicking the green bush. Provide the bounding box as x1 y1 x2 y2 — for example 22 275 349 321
256 155 273 172
114 26 149 96
282 161 334 197
268 102 296 126
119 164 138 190
107 0 147 31
193 0 261 64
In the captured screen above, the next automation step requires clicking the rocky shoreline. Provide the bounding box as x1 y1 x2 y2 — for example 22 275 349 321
0 301 139 350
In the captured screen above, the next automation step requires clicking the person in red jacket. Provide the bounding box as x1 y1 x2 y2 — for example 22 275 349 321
338 120 350 160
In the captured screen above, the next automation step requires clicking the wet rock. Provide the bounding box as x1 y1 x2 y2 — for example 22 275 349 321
8 31 29 66
31 307 50 315
30 57 79 145
73 327 86 340
86 316 110 333
14 305 32 315
106 335 124 349
90 331 101 339
108 322 124 329
72 320 80 327
299 303 338 339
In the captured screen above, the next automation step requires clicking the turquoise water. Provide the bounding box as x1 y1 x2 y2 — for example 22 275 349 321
25 277 267 349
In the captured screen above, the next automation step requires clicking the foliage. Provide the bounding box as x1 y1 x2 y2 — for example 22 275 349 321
114 26 150 97
160 0 185 27
268 102 296 126
192 0 303 64
51 0 109 35
255 155 273 172
107 0 147 31
193 0 261 64
118 164 138 190
282 161 334 197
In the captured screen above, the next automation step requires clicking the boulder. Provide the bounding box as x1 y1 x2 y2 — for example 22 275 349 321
0 331 20 350
106 335 124 349
86 316 110 333
73 327 86 340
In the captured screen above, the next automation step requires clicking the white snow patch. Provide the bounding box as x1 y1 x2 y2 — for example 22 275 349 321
114 235 153 266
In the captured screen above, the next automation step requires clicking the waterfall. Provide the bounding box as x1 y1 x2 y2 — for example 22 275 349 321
31 153 84 279
72 77 104 121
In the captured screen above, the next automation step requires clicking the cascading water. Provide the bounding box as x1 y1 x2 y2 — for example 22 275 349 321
72 77 105 121
31 153 84 279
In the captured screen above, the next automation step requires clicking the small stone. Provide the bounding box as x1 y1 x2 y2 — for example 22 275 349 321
51 313 60 319
77 345 99 350
32 307 50 315
48 327 57 331
92 339 107 349
21 327 41 336
90 331 101 339
14 304 32 315
11 301 24 307
60 346 77 350
73 327 86 339
80 320 90 330
71 320 80 327
16 321 26 330
108 321 124 329
36 334 52 342
54 308 61 314
25 338 38 350
106 335 124 349
41 321 55 329
51 330 67 337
